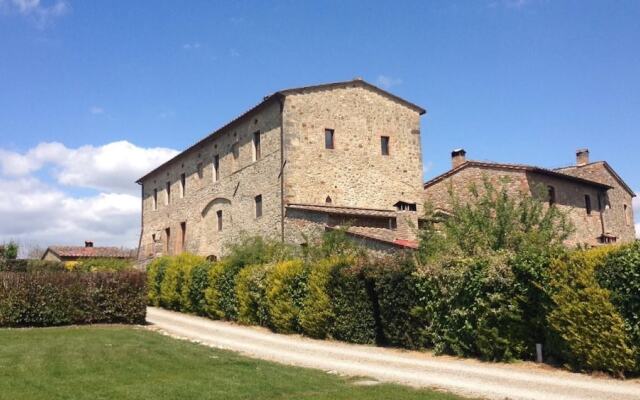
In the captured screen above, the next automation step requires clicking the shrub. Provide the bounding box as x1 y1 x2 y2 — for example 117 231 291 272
415 254 528 361
545 252 635 375
73 258 135 272
204 260 244 320
0 259 65 273
266 259 308 333
235 263 271 326
186 261 213 315
0 270 146 327
147 256 171 306
370 256 424 349
299 257 342 339
159 253 204 311
328 262 377 344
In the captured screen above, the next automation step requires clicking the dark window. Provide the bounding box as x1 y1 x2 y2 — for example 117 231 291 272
597 194 602 210
153 189 158 210
585 195 592 215
232 142 239 160
166 182 171 204
213 155 219 182
180 222 186 252
197 162 203 179
325 196 332 204
151 233 156 242
180 173 186 197
217 210 223 231
381 136 390 156
624 204 629 225
255 195 263 218
547 186 556 206
325 129 334 149
165 228 171 255
253 131 261 161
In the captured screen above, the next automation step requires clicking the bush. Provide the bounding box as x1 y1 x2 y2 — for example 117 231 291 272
299 257 343 339
266 259 308 333
328 262 377 344
415 254 528 361
204 260 244 320
0 259 65 273
596 242 640 371
159 253 204 311
0 270 146 327
545 252 635 375
370 256 424 349
236 263 271 326
72 258 135 272
147 256 171 306
187 261 213 315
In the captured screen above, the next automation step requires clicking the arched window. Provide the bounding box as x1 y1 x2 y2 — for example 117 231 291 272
325 196 332 204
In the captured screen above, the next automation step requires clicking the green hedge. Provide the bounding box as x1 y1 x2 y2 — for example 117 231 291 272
0 259 65 272
236 263 271 326
159 253 204 311
204 260 245 320
0 270 146 327
266 259 307 333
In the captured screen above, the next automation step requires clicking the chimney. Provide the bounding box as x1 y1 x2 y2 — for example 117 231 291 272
451 148 467 169
84 241 94 248
576 148 590 166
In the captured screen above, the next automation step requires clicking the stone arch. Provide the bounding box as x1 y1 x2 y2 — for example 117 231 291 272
202 197 232 218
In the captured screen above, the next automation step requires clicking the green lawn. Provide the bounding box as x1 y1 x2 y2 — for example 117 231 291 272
0 326 465 400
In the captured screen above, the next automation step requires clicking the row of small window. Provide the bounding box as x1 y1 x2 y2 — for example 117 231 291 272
324 129 390 155
150 132 262 210
548 185 631 224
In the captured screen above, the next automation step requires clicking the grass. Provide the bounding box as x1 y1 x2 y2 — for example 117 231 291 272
0 325 466 400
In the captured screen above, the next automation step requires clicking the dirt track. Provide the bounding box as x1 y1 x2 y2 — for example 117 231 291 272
147 307 640 400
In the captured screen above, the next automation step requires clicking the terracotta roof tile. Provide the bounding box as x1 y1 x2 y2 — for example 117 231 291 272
287 203 397 218
47 246 134 259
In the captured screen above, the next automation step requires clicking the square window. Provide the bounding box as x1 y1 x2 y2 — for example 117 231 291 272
325 129 334 149
381 136 390 156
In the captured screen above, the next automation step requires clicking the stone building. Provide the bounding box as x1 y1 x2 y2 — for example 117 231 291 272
423 149 636 246
136 79 426 260
41 241 135 264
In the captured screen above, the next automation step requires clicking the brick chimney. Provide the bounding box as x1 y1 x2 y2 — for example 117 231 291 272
84 241 94 248
576 148 590 166
451 148 467 169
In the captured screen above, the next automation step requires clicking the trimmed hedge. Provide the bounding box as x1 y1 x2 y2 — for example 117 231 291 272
266 259 307 333
0 259 65 272
0 270 146 327
236 263 271 326
204 260 245 320
159 253 204 311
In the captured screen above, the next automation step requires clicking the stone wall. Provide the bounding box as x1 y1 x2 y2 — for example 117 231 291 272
139 100 283 260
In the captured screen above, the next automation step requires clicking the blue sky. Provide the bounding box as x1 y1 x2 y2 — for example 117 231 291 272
0 0 639 249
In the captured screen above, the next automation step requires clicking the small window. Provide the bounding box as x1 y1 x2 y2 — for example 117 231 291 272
180 173 186 197
325 196 332 204
151 233 156 242
232 142 239 160
381 136 390 156
153 189 158 210
197 162 203 179
253 131 261 161
585 195 592 215
164 228 171 255
547 186 556 206
255 195 263 218
624 204 629 226
166 182 171 205
217 210 223 231
213 155 219 182
180 222 186 253
325 129 334 149
597 194 603 211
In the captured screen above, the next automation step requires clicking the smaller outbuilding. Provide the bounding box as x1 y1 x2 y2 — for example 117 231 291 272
41 241 135 263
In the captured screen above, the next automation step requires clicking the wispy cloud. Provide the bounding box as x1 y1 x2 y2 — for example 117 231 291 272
182 42 201 50
376 75 403 89
89 106 104 115
0 0 69 28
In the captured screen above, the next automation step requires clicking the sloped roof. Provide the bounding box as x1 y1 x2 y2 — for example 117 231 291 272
423 160 613 190
325 226 419 249
287 203 397 218
43 246 135 260
136 79 425 184
555 161 635 197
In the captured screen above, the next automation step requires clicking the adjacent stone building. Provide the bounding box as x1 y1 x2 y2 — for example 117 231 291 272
423 149 636 246
137 79 426 261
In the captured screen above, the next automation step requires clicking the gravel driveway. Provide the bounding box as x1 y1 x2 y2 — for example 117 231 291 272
147 307 640 400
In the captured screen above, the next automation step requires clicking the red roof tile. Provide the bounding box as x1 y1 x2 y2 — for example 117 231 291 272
45 246 134 259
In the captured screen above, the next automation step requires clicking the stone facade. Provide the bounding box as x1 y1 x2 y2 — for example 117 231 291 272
423 150 636 247
137 80 425 260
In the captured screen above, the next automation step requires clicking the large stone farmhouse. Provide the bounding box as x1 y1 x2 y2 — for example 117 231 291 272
423 149 636 246
137 79 426 260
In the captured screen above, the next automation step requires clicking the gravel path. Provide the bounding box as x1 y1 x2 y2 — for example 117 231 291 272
147 307 640 400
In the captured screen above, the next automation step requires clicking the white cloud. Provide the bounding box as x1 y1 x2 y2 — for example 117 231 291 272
633 196 639 239
0 0 69 27
0 141 179 249
376 75 403 89
90 106 104 115
182 42 201 50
